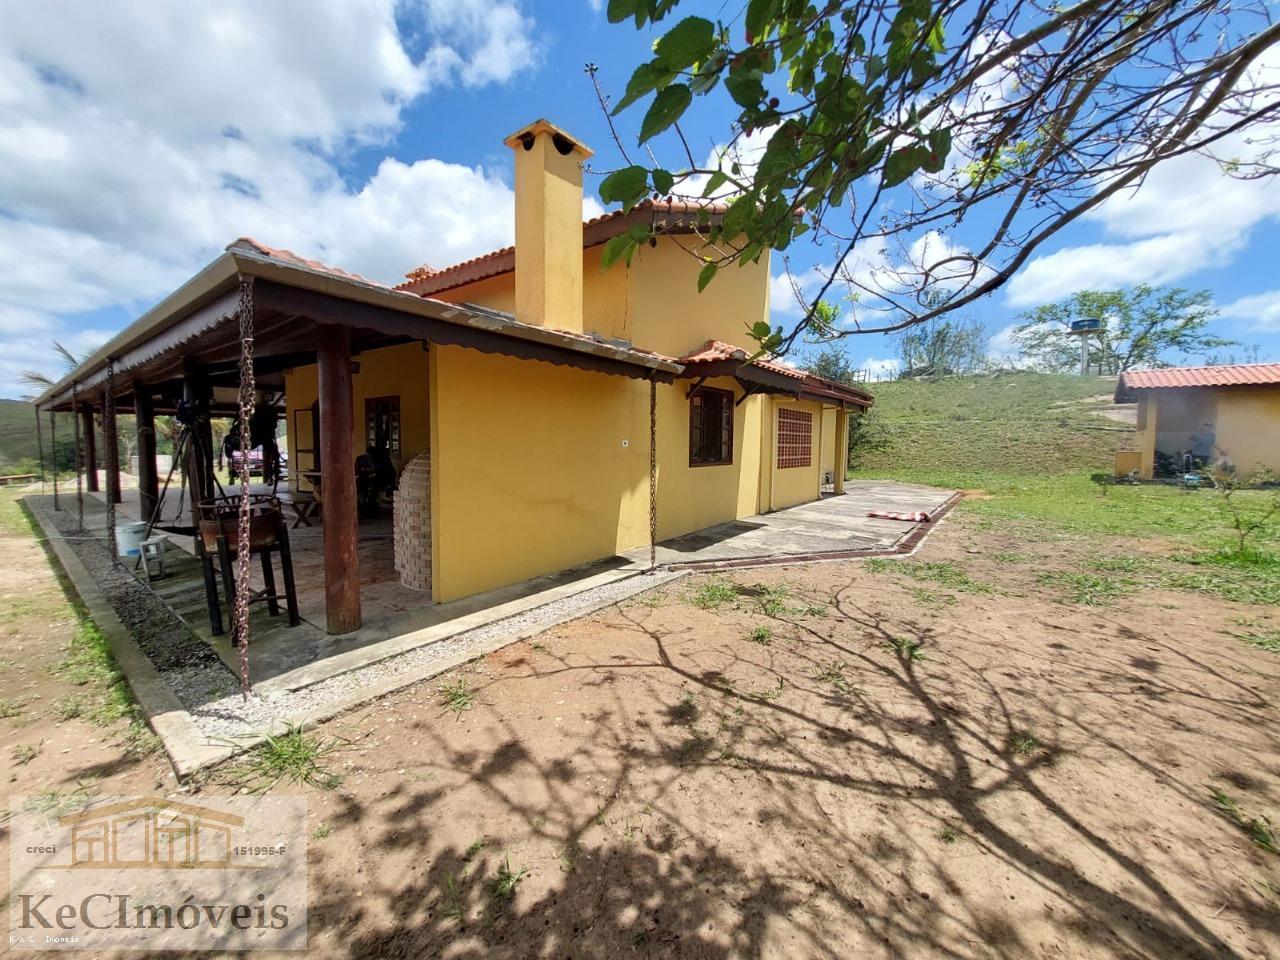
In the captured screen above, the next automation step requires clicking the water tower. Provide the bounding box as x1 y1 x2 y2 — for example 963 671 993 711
1068 317 1102 375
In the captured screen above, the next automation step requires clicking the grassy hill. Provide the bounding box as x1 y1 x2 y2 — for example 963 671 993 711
0 399 41 472
849 372 1135 487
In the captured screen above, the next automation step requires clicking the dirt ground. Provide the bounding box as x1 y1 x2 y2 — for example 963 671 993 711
3 504 1279 959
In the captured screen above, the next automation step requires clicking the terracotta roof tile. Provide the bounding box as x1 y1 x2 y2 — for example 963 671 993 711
228 237 386 287
1116 362 1280 401
679 339 872 405
396 199 732 296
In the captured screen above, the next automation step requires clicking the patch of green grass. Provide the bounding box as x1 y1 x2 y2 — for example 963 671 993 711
439 679 475 717
688 577 739 611
1210 786 1278 856
1234 629 1280 654
229 724 343 792
1011 731 1041 756
1 782 97 823
53 694 86 720
938 826 960 844
1162 550 1280 606
908 561 994 594
813 661 853 693
745 625 773 646
883 636 928 662
753 583 792 617
312 823 332 840
0 697 24 718
463 838 488 861
990 551 1028 565
1036 570 1135 606
489 857 529 902
862 558 899 574
11 740 42 765
850 373 1132 478
910 587 957 607
1089 554 1156 573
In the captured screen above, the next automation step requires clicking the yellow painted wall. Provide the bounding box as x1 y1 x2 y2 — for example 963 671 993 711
1213 388 1280 473
429 345 649 602
432 236 769 357
757 397 823 511
626 240 771 358
654 377 764 540
282 341 430 491
819 407 837 483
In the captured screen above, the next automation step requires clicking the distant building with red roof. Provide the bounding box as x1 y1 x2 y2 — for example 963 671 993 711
1114 362 1280 478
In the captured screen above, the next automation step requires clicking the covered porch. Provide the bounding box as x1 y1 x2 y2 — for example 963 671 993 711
43 477 956 698
34 239 679 645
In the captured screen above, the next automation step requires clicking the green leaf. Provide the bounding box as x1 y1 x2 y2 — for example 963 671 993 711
606 0 638 24
638 83 692 143
613 61 674 114
701 170 729 197
599 165 651 209
600 232 639 270
883 146 920 187
750 320 773 340
744 0 780 42
653 16 716 71
651 168 675 195
724 71 765 108
697 262 718 292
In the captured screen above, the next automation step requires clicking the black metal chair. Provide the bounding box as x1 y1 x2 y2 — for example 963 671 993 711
197 496 300 636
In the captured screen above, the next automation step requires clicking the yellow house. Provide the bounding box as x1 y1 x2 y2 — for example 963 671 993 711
1114 363 1280 478
283 119 870 607
34 118 871 635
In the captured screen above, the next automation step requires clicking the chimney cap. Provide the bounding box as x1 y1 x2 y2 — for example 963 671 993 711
503 119 594 160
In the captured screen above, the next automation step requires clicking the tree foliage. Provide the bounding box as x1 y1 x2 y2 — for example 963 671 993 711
1011 285 1233 374
897 313 988 376
599 0 1280 352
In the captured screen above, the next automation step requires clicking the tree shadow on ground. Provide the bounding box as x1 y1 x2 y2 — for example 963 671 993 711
303 573 1279 958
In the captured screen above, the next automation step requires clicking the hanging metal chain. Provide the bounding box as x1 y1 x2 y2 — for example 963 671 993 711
104 359 118 563
50 409 60 511
72 383 84 531
234 275 257 699
648 376 658 572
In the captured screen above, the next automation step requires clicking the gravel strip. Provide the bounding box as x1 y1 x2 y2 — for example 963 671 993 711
190 567 684 739
43 504 682 741
47 509 237 696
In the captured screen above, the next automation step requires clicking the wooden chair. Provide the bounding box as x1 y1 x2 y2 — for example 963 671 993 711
197 496 300 636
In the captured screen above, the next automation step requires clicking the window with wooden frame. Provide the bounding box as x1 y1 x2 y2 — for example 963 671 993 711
776 408 813 469
689 387 734 466
364 396 401 460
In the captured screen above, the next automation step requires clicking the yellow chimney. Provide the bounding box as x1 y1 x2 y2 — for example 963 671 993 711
504 119 593 332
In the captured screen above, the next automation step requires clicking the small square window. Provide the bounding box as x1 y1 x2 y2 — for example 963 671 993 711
689 387 734 466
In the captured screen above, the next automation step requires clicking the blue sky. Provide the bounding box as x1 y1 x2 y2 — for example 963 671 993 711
1 0 1277 397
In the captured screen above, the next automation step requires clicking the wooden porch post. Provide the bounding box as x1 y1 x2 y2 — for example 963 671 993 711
183 360 216 511
134 385 159 521
318 324 361 634
834 407 848 495
81 406 99 493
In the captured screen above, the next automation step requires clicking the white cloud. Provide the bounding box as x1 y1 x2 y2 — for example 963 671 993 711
1006 50 1280 308
0 0 542 396
1005 230 1247 307
1219 289 1280 331
770 266 828 317
860 357 900 378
